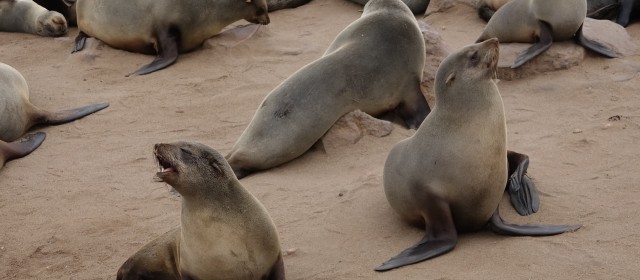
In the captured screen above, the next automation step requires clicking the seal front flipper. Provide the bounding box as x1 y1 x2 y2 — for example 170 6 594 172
394 84 431 130
375 198 457 272
126 28 179 77
0 132 46 167
489 208 581 236
575 24 618 58
72 31 88 53
36 102 109 125
511 21 553 68
506 150 539 216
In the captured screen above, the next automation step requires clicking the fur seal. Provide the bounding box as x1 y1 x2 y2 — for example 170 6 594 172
117 142 285 280
0 62 109 144
478 0 623 22
346 0 430 14
226 0 430 179
0 132 46 170
0 0 68 36
72 0 270 76
477 0 618 68
33 0 76 26
375 39 581 272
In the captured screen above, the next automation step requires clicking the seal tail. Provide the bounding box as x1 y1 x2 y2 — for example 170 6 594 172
35 102 109 126
1 132 46 167
489 208 581 236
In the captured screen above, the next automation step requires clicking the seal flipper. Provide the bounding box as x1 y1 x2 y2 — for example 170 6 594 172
478 3 496 22
35 102 109 126
616 0 634 27
511 21 553 68
575 24 618 58
264 253 285 280
72 31 88 53
0 132 46 167
489 208 581 236
506 150 539 216
375 198 457 272
126 27 180 77
394 85 431 130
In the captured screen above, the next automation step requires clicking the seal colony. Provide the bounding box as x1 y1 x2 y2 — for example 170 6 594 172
117 142 284 280
477 0 618 68
375 39 581 272
226 0 430 179
0 63 108 169
72 0 271 76
0 0 68 36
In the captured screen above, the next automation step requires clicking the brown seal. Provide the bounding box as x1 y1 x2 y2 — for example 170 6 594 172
72 0 270 76
476 0 618 68
375 39 581 272
117 142 284 280
0 0 67 36
226 0 430 179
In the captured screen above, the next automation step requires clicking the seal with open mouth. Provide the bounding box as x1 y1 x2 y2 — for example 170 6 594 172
117 141 285 280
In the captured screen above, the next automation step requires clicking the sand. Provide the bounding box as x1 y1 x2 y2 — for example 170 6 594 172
1 0 639 279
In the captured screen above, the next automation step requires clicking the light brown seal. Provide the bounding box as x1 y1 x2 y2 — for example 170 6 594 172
476 0 618 68
0 0 68 36
375 39 581 272
0 62 108 165
117 142 284 280
72 0 270 76
226 0 430 179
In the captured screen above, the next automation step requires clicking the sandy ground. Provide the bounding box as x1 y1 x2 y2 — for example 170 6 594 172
1 0 640 279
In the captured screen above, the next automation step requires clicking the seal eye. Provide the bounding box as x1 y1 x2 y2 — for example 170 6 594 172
470 51 480 64
180 147 194 156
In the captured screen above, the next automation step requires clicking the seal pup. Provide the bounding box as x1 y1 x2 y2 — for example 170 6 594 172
478 0 622 22
375 39 581 272
0 0 68 36
0 62 109 142
346 0 430 14
72 0 270 76
476 0 618 68
117 142 285 280
33 0 77 26
0 132 46 170
226 0 430 179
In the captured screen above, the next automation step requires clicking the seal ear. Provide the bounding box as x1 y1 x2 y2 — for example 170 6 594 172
245 0 252 3
445 73 455 86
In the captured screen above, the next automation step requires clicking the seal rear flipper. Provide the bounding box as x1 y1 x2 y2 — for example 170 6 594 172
38 102 109 126
375 198 457 272
72 31 88 53
0 132 46 166
575 24 619 58
511 21 553 68
506 150 539 216
394 85 431 130
126 28 179 77
616 0 634 26
489 208 581 236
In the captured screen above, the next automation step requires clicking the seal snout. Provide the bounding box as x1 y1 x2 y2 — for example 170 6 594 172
154 144 178 177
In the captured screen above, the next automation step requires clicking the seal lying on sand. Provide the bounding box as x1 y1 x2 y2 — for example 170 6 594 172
0 63 108 167
0 0 68 36
375 39 581 272
117 142 284 280
477 0 618 68
34 0 77 26
226 0 430 179
72 0 270 76
478 0 623 22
